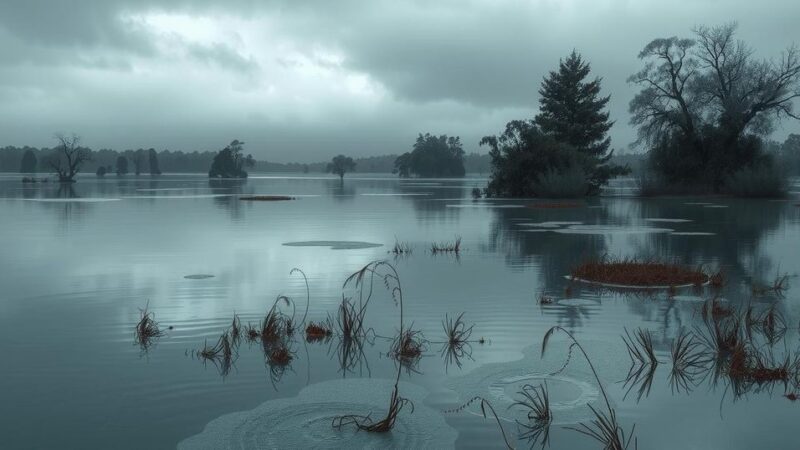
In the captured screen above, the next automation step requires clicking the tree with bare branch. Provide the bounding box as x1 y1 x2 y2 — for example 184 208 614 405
48 133 90 183
629 22 800 191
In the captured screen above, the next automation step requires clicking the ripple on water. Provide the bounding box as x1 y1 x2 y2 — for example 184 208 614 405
178 379 457 450
23 198 121 203
282 241 383 250
447 343 626 425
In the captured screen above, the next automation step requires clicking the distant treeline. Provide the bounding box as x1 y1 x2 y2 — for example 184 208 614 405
0 145 492 174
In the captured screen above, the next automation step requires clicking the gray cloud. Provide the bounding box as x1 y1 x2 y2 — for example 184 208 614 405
0 0 798 161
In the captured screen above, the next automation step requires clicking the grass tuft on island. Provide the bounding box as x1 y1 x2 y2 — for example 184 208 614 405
569 257 709 288
239 195 295 201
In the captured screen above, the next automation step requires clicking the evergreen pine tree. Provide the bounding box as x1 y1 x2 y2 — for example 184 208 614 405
534 51 613 159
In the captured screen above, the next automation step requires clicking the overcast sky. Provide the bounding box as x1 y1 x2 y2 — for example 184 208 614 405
1 0 798 162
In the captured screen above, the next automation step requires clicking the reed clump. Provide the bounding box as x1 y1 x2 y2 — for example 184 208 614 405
440 313 474 370
134 303 165 348
431 236 462 254
305 321 333 341
390 328 426 362
512 383 552 448
391 239 413 255
571 257 708 287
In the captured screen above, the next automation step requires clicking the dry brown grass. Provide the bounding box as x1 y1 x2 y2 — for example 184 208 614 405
571 257 708 288
305 321 333 341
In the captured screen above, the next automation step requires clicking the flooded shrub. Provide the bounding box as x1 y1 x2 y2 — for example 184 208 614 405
533 166 590 198
722 163 788 198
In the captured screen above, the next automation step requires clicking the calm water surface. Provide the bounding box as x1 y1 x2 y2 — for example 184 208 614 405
1 174 799 449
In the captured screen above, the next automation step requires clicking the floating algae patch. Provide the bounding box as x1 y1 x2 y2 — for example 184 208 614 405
178 378 457 450
282 241 383 250
446 344 625 424
184 274 215 280
553 225 673 235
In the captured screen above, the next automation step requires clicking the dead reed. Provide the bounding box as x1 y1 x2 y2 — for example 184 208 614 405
669 329 710 394
230 314 241 343
305 320 333 342
512 383 552 448
134 303 165 349
431 236 462 254
390 327 427 363
332 261 412 433
261 295 295 343
570 256 707 288
196 331 236 377
621 328 659 402
542 326 638 450
391 239 413 255
440 313 474 370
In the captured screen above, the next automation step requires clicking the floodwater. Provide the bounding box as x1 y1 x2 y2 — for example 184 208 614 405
1 173 799 449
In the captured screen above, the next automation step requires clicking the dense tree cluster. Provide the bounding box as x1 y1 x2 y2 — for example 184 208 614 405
629 23 800 192
208 140 255 178
483 52 627 197
394 133 465 178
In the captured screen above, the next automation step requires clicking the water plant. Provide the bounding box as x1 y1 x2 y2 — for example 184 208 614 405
669 329 710 394
752 273 789 297
261 295 295 343
542 326 638 450
391 239 414 255
332 261 413 433
570 256 708 288
134 302 165 350
305 320 333 342
197 331 236 377
621 328 659 401
431 236 462 254
290 268 310 326
389 327 427 365
440 312 475 370
512 383 552 448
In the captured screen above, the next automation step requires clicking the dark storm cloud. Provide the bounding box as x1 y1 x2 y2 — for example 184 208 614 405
0 0 798 161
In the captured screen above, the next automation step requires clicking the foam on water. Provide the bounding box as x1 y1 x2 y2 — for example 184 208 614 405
178 378 457 450
282 241 384 250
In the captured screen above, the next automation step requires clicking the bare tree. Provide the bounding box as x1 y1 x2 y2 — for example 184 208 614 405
630 23 800 147
48 133 90 183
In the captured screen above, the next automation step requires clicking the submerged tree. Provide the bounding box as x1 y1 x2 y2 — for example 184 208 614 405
47 133 90 183
19 149 37 173
629 22 800 191
116 156 129 175
535 51 614 158
394 133 465 178
148 148 161 175
327 155 356 180
483 52 627 197
208 139 255 178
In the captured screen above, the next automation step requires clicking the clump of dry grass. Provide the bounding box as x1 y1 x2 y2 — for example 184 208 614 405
305 320 333 342
669 329 709 394
752 273 790 297
391 239 413 255
134 303 165 349
332 385 413 433
431 236 462 254
267 345 293 366
440 312 474 370
570 256 708 288
260 295 295 343
621 328 659 402
390 327 427 364
196 331 236 377
230 314 241 343
512 383 552 448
